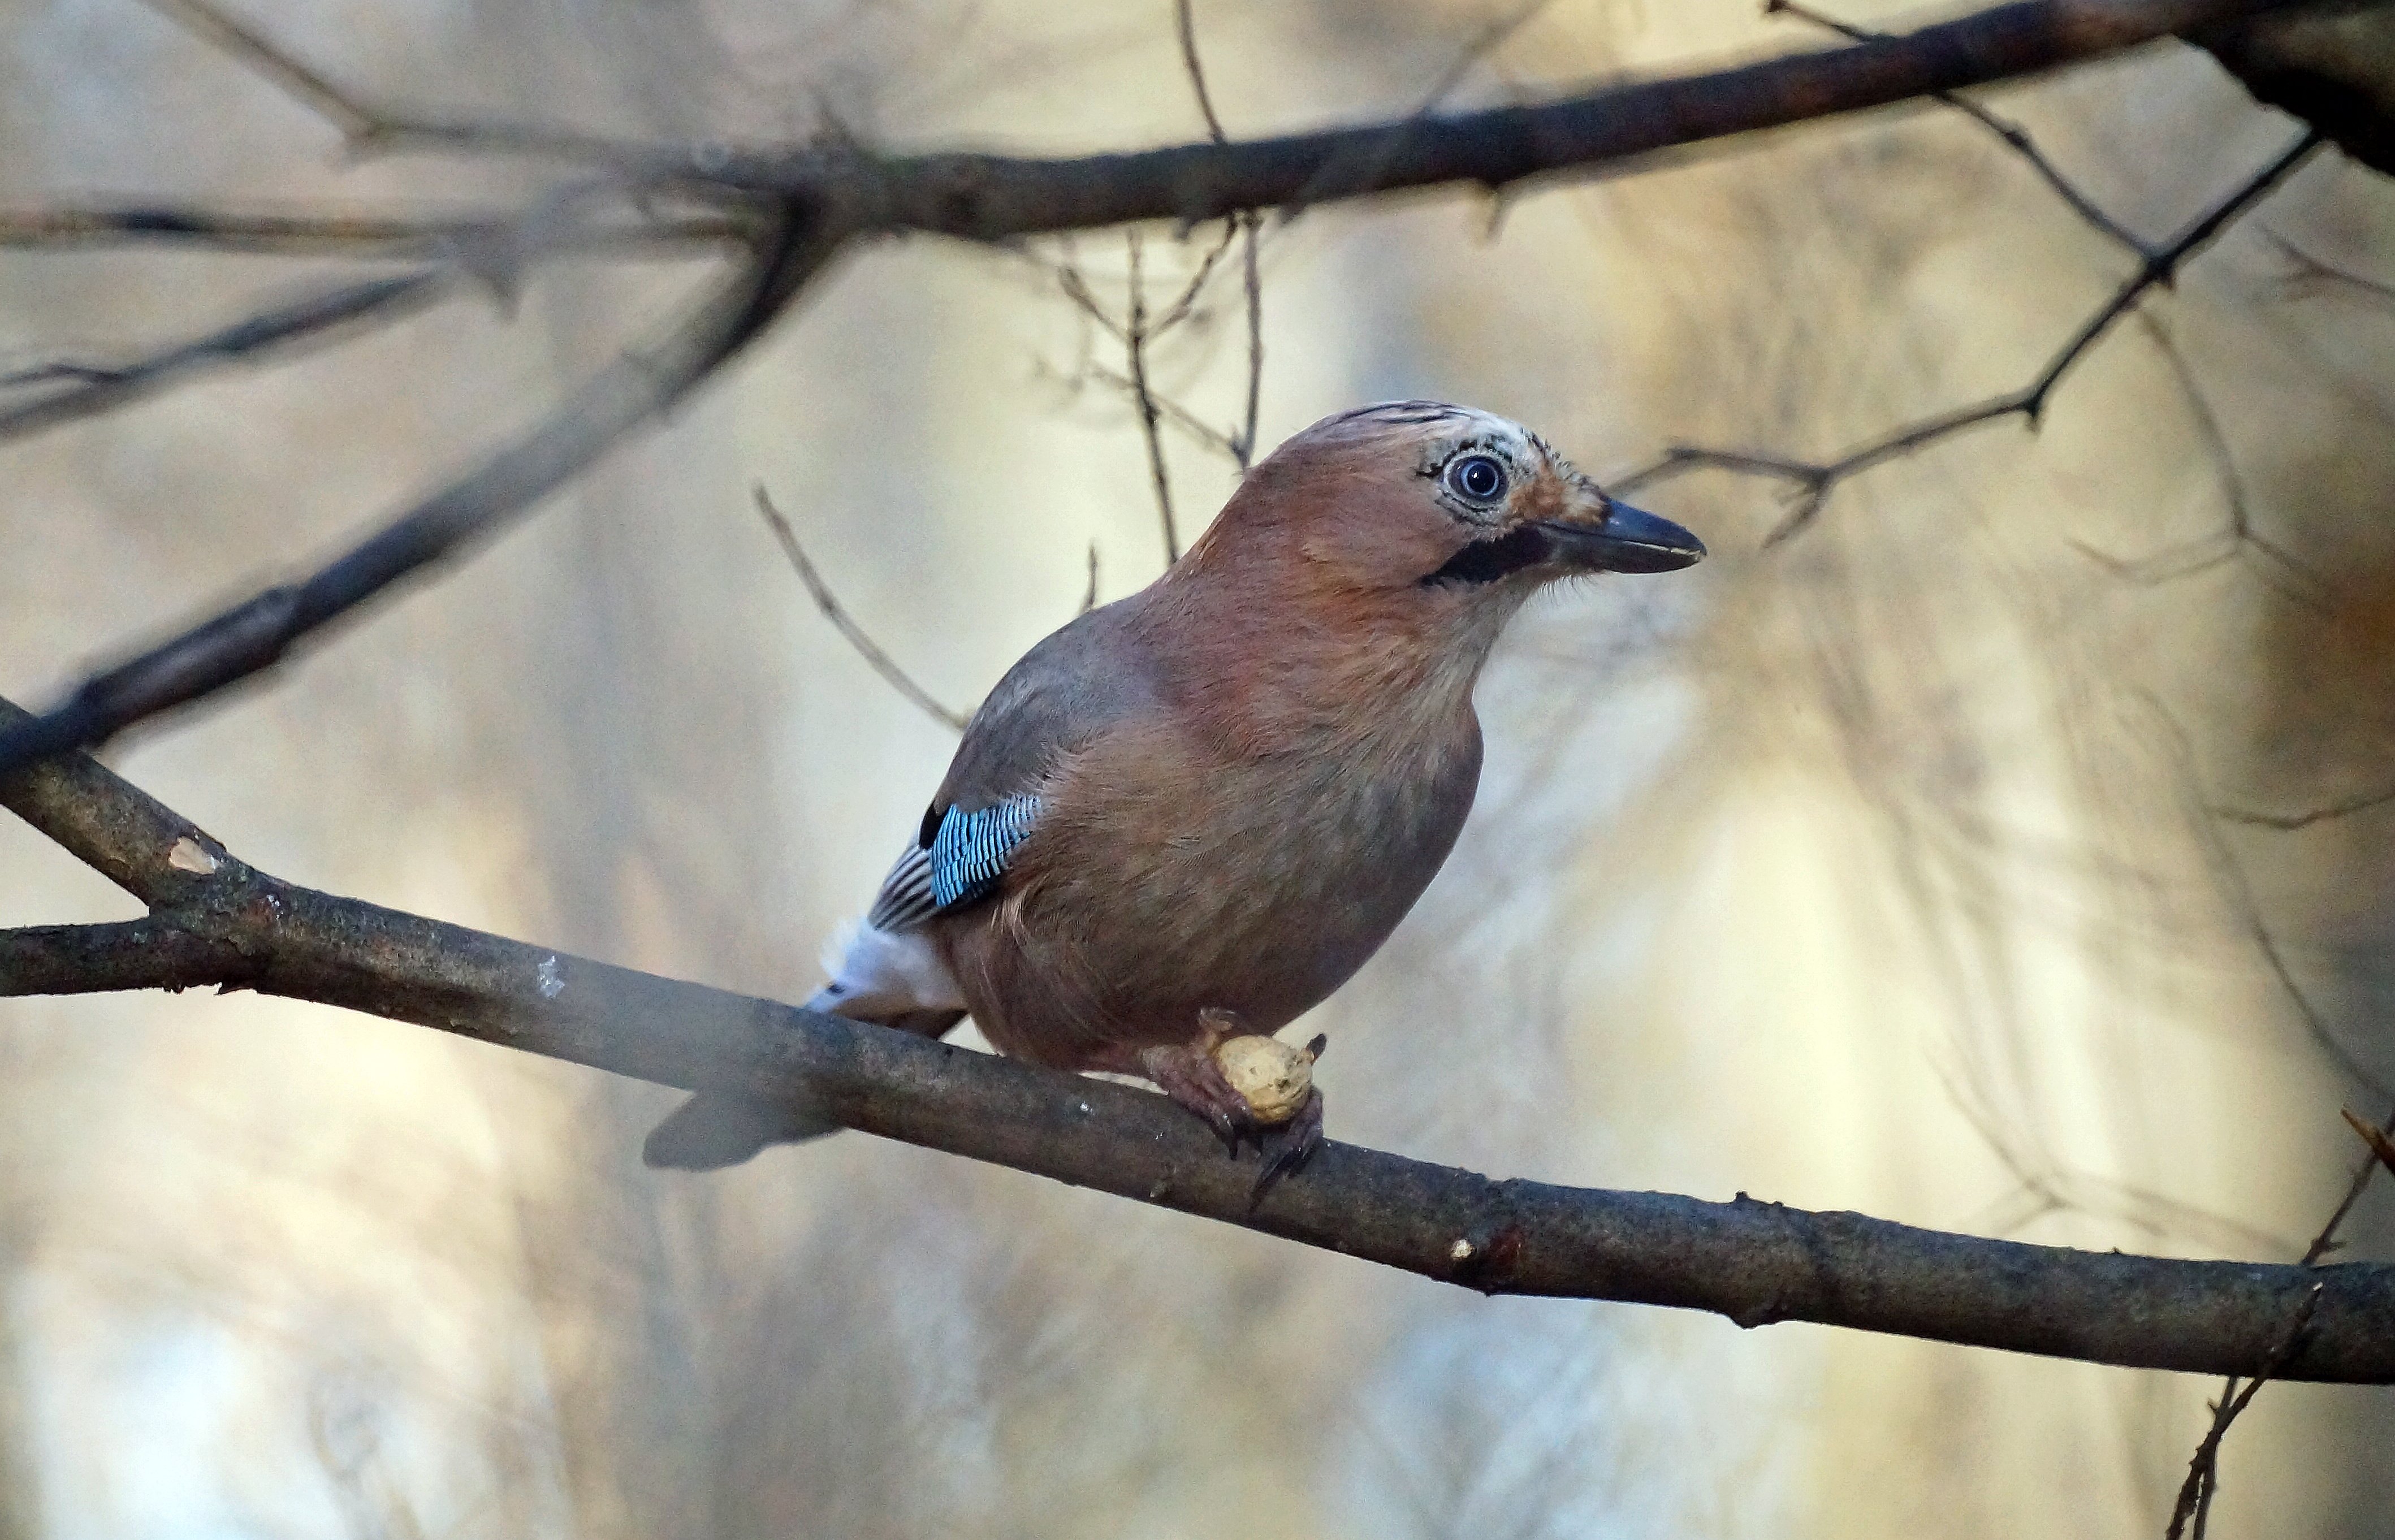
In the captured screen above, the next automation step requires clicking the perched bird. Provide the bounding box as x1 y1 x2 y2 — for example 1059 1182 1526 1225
645 401 1704 1182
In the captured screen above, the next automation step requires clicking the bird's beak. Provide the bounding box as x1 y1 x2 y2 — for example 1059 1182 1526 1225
1535 501 1706 574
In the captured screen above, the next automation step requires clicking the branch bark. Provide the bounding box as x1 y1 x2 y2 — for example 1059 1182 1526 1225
2198 5 2395 174
4 695 2391 1384
799 0 2335 237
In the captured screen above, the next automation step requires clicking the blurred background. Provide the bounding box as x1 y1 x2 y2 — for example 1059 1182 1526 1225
2 0 2392 1534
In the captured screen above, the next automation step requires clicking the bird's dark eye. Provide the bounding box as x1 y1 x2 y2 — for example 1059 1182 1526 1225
1446 453 1508 504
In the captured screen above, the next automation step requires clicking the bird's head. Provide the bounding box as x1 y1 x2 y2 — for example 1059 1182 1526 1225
1188 400 1703 624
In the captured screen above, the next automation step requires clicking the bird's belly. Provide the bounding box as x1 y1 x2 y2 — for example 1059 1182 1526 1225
949 741 1477 1066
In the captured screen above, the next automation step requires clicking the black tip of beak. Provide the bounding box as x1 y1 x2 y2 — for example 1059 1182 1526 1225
1538 501 1705 574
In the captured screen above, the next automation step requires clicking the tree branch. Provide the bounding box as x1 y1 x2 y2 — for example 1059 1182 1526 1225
0 0 2321 781
0 214 839 780
753 487 967 733
3 694 2392 1384
1610 127 2322 541
798 0 2327 236
0 203 745 257
2195 4 2395 175
0 270 447 444
2160 1103 2392 1537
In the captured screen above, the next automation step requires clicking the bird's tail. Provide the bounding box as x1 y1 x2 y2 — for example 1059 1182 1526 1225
642 916 968 1171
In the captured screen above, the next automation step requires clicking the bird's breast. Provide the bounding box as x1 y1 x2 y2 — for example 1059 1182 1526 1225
953 710 1483 1058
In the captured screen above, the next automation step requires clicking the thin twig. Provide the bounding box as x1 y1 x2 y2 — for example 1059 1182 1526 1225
1174 0 1265 468
752 487 966 733
1611 129 2323 543
1079 542 1101 616
1084 362 1244 459
2259 227 2395 304
2163 1104 2395 1537
1766 0 2148 254
2210 784 2395 831
1123 230 1181 565
2145 696 2395 1104
139 0 379 139
0 219 838 779
2163 1287 2322 1540
2340 1108 2395 1183
0 204 746 257
1174 0 1231 144
0 271 447 444
2063 311 2325 607
1234 217 1263 468
139 0 750 176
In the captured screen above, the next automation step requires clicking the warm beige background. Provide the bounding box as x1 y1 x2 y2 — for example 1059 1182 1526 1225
2 1 2391 1535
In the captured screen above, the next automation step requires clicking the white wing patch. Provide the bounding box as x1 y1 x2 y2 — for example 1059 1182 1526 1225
810 915 965 1018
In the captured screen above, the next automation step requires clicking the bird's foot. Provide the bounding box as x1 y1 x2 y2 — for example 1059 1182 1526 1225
1137 1039 1257 1154
1248 1084 1325 1202
1138 1023 1328 1202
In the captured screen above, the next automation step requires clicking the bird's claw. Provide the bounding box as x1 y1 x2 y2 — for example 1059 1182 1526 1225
1136 1034 1327 1196
1248 1089 1324 1203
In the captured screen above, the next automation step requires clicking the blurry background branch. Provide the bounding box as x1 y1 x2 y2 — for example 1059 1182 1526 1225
0 0 2349 783
3 693 2394 1385
1607 0 2350 542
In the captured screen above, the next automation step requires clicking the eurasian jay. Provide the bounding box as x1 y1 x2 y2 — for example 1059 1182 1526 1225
645 401 1704 1182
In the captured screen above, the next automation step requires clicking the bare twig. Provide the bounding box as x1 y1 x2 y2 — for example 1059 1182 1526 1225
139 0 378 139
2210 783 2395 830
2163 1286 2324 1540
2341 1107 2395 1182
0 217 838 779
1123 231 1182 565
1610 129 2323 543
1174 0 1231 145
139 0 759 178
1079 542 1101 616
2148 698 2395 1104
2064 312 2326 607
1766 0 2148 254
2163 1104 2395 1537
0 270 447 443
752 487 966 734
0 204 746 257
1083 361 1243 460
2260 226 2395 304
1234 218 1263 468
5 694 2395 1383
1174 0 1264 468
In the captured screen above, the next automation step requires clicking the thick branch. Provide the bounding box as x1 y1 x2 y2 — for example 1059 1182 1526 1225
2 697 2390 1383
2198 5 2395 174
810 0 2326 237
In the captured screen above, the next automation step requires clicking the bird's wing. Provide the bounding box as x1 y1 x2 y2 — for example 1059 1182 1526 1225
861 601 1160 929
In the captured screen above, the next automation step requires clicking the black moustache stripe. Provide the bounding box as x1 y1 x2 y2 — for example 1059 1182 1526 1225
1420 524 1553 586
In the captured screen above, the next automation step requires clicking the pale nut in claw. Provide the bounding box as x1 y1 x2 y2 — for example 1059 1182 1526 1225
1211 1034 1314 1125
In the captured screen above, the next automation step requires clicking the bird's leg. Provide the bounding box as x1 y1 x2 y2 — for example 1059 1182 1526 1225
1135 1008 1255 1154
1133 1012 1328 1200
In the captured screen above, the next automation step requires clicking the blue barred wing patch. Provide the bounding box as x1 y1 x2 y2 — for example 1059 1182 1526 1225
927 794 1044 910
